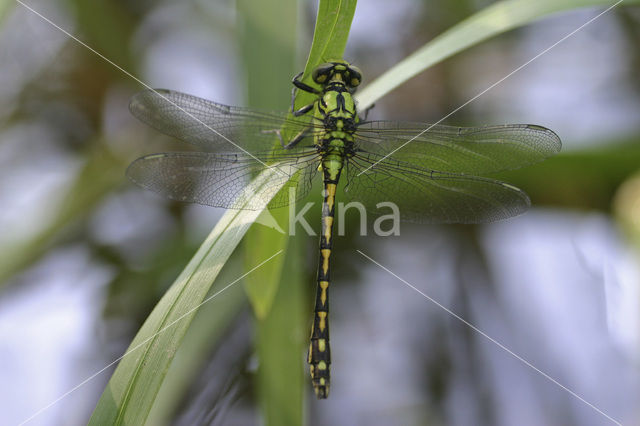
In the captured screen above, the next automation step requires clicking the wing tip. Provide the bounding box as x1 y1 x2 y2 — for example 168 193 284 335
524 124 562 154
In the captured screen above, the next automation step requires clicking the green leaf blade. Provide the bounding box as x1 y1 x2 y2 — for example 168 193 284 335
292 0 357 113
89 168 282 425
355 0 639 109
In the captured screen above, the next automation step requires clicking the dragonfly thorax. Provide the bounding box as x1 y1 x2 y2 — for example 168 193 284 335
318 88 358 117
309 63 361 179
318 136 355 152
323 115 357 132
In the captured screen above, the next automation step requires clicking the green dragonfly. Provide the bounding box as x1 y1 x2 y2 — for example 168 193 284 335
127 60 561 399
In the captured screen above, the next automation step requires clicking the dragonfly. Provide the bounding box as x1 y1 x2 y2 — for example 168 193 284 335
127 60 561 399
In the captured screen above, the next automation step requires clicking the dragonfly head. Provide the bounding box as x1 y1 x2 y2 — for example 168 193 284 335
312 61 362 90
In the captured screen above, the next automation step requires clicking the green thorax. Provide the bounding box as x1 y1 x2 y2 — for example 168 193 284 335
313 72 359 172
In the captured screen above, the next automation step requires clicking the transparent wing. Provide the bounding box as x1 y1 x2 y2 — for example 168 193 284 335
129 89 324 153
126 151 320 210
344 152 530 224
354 121 561 175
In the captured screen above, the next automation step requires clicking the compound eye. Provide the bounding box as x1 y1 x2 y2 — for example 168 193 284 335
347 65 362 87
312 63 335 84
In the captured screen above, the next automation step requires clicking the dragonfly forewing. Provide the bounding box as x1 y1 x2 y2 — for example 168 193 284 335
126 152 318 210
130 89 323 154
354 122 561 175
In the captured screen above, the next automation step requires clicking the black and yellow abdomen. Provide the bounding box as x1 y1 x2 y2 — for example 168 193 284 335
308 151 344 398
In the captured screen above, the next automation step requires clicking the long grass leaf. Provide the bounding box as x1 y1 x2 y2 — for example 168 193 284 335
355 0 637 109
89 168 282 425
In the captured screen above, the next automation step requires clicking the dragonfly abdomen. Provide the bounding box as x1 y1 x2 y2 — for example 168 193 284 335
309 164 343 399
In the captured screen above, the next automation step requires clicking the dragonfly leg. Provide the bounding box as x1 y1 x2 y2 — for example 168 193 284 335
293 103 314 117
261 127 310 149
292 71 320 95
361 102 375 121
290 73 301 113
291 71 320 114
283 127 311 149
261 128 290 149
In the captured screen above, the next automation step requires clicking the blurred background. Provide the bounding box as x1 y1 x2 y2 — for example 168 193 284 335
1 0 639 425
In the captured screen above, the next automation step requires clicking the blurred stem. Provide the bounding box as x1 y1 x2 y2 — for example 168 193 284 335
0 0 13 24
146 256 247 425
500 140 640 211
0 141 125 286
256 235 306 426
66 0 135 69
238 0 357 422
236 0 305 424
